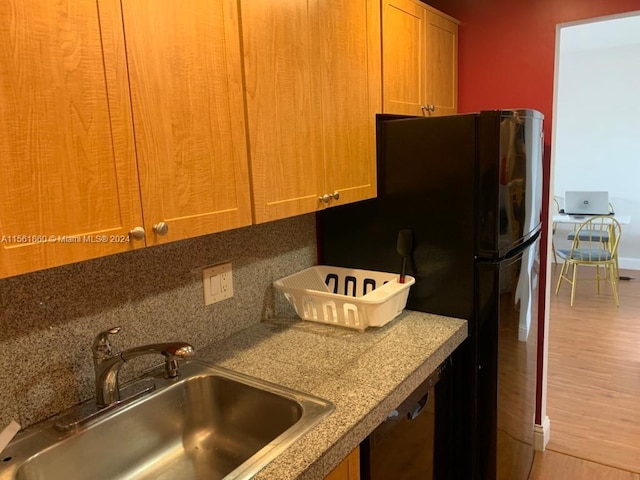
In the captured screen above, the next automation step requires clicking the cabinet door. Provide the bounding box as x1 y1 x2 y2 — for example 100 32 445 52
0 0 143 279
242 0 325 224
319 0 380 207
425 10 458 116
381 0 427 116
325 446 360 480
120 0 252 244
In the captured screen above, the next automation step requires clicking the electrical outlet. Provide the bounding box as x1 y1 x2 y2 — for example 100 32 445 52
203 262 233 305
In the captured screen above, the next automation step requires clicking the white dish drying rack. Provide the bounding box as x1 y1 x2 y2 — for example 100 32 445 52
273 266 415 332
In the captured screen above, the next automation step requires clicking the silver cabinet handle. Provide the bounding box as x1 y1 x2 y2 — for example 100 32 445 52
153 222 169 235
421 104 436 112
319 192 340 203
129 226 145 241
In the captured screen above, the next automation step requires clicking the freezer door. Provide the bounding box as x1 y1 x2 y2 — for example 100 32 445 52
477 110 544 258
319 114 478 321
476 236 539 480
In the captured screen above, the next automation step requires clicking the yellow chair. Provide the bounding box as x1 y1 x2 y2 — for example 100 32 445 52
555 215 622 307
566 202 618 277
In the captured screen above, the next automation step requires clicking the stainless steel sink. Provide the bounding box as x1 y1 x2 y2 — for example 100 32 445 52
0 360 333 480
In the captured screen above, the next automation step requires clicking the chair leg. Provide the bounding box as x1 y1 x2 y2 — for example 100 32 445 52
555 260 567 295
609 263 619 307
570 263 577 306
552 239 558 264
595 264 601 295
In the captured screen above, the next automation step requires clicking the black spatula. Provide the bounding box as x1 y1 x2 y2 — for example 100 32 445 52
397 229 413 284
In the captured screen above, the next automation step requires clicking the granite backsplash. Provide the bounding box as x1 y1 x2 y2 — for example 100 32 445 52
0 214 316 428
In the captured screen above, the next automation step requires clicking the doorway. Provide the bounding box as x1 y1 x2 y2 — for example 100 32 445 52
544 10 640 474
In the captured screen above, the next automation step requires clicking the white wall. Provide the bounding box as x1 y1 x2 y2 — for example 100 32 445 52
554 17 640 270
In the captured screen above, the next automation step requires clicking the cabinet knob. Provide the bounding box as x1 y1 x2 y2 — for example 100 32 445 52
129 226 145 241
319 194 331 204
329 191 340 201
153 222 169 236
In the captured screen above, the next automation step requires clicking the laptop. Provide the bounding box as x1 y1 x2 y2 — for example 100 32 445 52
564 191 610 215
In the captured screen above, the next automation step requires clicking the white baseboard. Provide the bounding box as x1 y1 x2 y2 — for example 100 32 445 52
618 257 640 271
533 416 551 451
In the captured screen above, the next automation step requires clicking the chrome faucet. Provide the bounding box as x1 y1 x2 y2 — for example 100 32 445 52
92 326 195 408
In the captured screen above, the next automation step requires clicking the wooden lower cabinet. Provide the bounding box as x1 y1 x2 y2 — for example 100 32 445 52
325 446 360 480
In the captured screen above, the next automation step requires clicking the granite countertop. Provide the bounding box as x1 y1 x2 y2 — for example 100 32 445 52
196 310 467 480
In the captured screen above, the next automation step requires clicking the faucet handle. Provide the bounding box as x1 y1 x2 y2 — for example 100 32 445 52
92 326 121 360
161 343 195 379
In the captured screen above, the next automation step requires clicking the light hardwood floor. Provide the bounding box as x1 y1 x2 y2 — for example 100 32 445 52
530 266 640 479
530 450 639 480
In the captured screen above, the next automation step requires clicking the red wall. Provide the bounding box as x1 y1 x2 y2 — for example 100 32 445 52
426 0 640 424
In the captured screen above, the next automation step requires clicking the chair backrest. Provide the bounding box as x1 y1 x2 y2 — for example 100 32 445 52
569 216 622 262
552 198 560 234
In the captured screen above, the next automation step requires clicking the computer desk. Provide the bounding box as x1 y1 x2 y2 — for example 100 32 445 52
552 214 631 225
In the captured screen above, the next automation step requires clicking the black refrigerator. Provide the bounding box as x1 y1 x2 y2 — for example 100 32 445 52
318 110 543 480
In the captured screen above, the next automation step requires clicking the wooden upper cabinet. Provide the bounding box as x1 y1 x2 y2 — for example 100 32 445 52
0 0 252 278
241 0 324 223
319 0 380 208
120 0 252 245
382 0 458 117
0 0 143 279
242 0 380 223
425 9 458 116
382 0 427 116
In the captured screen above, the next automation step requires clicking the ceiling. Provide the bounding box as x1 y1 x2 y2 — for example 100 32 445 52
561 13 640 52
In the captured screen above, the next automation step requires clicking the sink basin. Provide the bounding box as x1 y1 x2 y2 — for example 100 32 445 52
1 360 333 480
